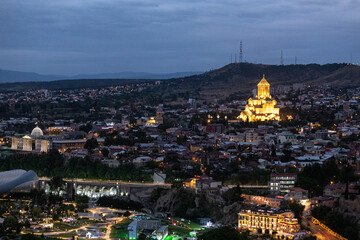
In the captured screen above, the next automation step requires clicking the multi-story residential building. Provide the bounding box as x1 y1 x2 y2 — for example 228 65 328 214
238 208 301 238
269 173 297 194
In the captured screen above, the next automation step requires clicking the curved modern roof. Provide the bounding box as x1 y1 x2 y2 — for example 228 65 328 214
0 169 38 194
31 126 43 137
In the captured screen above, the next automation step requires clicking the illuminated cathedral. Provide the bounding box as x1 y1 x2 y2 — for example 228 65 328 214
239 74 280 122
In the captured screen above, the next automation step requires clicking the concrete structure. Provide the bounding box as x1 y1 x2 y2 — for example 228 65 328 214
155 225 168 240
239 75 280 122
38 178 171 199
153 172 166 184
52 138 104 153
156 108 164 125
128 219 162 240
269 173 297 194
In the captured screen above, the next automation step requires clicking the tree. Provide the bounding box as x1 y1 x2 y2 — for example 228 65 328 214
79 123 93 133
339 162 357 199
123 211 131 217
49 176 64 191
101 147 109 157
31 207 42 220
3 215 19 233
222 185 243 204
288 200 305 221
199 226 248 240
271 144 277 157
138 233 146 240
24 219 31 229
84 138 99 154
75 195 89 212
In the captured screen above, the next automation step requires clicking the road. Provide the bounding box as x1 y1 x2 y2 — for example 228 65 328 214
32 223 91 237
302 217 337 240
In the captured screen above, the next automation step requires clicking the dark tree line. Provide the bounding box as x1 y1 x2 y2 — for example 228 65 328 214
97 196 143 211
0 150 152 182
312 205 359 240
297 159 358 197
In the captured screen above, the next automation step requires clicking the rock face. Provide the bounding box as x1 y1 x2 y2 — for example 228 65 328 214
153 188 179 213
219 202 244 226
151 188 244 226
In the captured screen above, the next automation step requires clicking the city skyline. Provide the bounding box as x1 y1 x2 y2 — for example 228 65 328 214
0 0 359 75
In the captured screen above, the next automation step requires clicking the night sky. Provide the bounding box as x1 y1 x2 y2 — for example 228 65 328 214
1 0 359 75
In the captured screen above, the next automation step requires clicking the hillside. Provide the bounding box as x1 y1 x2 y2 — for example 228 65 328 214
1 63 359 98
165 63 360 100
0 78 156 92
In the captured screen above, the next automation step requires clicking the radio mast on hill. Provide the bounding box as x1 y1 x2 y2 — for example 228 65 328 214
281 50 284 65
239 41 243 63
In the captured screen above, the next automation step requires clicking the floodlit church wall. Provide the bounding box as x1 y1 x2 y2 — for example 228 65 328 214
23 138 32 151
11 137 20 150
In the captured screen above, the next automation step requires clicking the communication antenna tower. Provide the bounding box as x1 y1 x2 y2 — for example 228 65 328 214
239 41 243 63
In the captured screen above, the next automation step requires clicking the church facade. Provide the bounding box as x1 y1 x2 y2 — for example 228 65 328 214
11 126 50 152
239 75 280 122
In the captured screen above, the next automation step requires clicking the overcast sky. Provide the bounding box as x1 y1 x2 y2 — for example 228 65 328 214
0 0 359 75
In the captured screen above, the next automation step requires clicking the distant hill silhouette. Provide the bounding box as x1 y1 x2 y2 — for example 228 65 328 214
0 69 66 83
0 69 202 83
1 63 359 97
165 63 360 99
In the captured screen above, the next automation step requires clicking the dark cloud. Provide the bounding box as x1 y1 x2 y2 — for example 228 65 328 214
0 0 359 75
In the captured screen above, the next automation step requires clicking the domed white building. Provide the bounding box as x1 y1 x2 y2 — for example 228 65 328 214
31 126 44 137
11 125 50 152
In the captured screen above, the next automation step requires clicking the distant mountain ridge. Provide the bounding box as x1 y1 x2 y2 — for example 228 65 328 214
1 63 359 96
0 69 202 83
0 69 66 83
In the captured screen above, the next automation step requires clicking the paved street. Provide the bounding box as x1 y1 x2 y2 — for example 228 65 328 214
302 217 337 240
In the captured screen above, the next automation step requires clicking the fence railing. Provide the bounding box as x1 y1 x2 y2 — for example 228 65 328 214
311 217 347 240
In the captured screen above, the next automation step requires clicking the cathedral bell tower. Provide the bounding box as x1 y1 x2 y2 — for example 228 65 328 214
257 74 271 99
